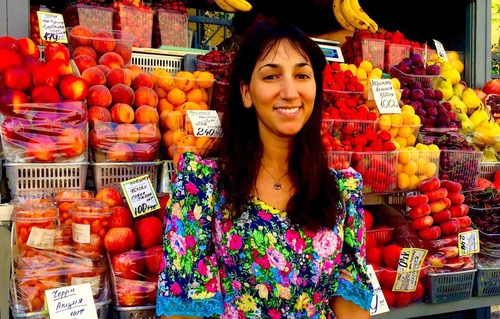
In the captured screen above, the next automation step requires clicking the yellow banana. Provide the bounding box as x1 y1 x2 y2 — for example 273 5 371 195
214 0 237 12
350 0 378 32
340 0 369 30
223 0 252 12
333 0 355 31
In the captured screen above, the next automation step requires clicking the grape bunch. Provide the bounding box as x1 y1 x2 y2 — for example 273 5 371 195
425 132 474 151
196 49 237 81
464 188 500 245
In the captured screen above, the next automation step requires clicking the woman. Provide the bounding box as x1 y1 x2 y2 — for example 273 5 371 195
157 22 373 318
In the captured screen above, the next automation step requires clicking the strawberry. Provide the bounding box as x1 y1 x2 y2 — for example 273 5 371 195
364 167 376 183
378 130 392 141
377 33 385 40
351 135 367 147
384 32 392 40
349 76 359 84
363 146 372 152
369 139 383 152
346 98 357 108
355 83 364 92
382 141 396 151
367 112 378 121
353 144 363 152
323 82 330 90
400 39 410 45
324 74 334 85
323 64 332 76
344 144 352 152
342 122 356 135
330 83 341 91
338 106 351 115
335 99 347 109
331 62 341 72
364 127 377 142
344 70 353 77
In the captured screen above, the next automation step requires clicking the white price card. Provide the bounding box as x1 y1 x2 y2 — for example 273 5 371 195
121 174 160 218
458 230 480 256
27 227 55 250
37 11 68 43
370 79 401 114
45 284 97 319
72 223 90 244
367 265 390 316
186 110 223 138
393 248 427 292
433 39 448 62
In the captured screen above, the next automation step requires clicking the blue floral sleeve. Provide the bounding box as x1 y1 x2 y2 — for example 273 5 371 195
332 168 373 311
156 152 224 317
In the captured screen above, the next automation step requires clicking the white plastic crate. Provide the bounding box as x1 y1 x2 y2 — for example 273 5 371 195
111 305 158 319
479 162 500 181
4 162 88 197
131 52 183 75
158 160 175 193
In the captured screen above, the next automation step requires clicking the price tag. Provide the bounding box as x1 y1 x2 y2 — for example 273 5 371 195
366 265 390 316
72 223 90 244
433 39 448 62
422 43 430 66
121 174 160 218
45 284 97 319
393 248 427 292
186 110 223 138
370 79 401 114
458 230 480 256
37 11 68 43
26 227 55 250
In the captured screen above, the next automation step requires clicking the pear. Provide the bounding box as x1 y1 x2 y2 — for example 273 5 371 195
453 84 463 99
482 147 498 162
469 108 490 127
456 112 475 134
449 95 467 114
462 88 485 115
473 119 500 146
441 67 461 85
434 78 454 101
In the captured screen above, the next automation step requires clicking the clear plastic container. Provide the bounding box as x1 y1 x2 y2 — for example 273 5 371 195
350 151 399 194
211 80 231 112
326 151 352 171
322 89 362 108
153 9 188 48
389 66 440 89
10 191 53 205
342 37 385 69
114 4 153 48
195 58 232 81
396 149 440 191
439 150 482 190
411 47 435 62
55 190 94 228
385 43 411 73
63 4 114 30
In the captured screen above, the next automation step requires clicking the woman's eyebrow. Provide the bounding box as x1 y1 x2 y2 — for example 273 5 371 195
258 62 312 71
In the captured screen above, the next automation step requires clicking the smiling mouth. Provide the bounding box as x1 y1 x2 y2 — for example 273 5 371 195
274 106 302 113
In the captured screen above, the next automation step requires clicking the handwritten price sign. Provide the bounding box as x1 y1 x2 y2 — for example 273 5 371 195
186 110 223 138
370 79 401 114
26 227 55 250
393 248 427 292
37 12 68 43
433 39 448 62
45 284 97 319
367 265 390 316
121 175 160 218
458 230 480 256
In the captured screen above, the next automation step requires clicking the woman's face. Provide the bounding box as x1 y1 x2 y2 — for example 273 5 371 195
240 40 316 140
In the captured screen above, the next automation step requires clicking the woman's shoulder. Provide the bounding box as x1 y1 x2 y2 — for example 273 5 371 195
330 167 362 188
176 151 220 175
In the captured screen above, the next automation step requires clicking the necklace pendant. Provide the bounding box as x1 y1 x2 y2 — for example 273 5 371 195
274 180 282 190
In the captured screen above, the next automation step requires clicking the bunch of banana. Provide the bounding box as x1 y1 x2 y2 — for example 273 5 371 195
333 0 378 32
214 0 252 12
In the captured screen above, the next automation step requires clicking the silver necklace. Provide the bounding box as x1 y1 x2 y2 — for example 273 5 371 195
260 163 289 190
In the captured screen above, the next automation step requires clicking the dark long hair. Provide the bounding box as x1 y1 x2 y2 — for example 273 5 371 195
205 22 343 231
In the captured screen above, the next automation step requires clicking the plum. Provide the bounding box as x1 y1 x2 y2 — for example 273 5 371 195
411 54 424 66
410 89 424 101
424 88 435 99
426 64 441 75
434 90 444 100
413 65 426 75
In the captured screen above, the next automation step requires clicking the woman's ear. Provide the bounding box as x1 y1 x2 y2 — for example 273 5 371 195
240 81 252 108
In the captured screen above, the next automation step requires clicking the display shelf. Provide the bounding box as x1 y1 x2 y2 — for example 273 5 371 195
375 296 499 319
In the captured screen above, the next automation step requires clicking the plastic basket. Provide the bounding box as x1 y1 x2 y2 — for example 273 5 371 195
479 162 500 181
327 151 352 171
211 80 231 112
389 66 440 89
63 4 114 30
411 47 435 62
11 300 111 319
114 5 153 48
158 160 175 193
474 267 500 296
322 90 362 108
130 52 183 75
385 43 411 73
350 151 399 194
154 9 189 48
439 150 482 191
90 162 160 197
396 150 440 191
111 305 158 319
4 162 89 197
342 38 385 69
426 269 476 303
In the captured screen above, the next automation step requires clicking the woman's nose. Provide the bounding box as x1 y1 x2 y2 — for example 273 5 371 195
280 76 300 100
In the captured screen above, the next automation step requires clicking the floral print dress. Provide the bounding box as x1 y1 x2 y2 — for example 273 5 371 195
157 152 373 318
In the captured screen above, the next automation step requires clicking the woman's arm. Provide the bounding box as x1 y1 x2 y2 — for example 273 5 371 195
331 296 371 319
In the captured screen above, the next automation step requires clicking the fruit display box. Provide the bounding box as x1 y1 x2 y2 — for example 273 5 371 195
439 150 482 190
131 51 183 75
211 80 231 112
396 150 440 191
110 305 158 319
389 66 440 89
426 269 477 303
473 267 500 297
342 38 385 70
478 162 500 181
153 9 189 48
411 47 436 62
351 151 399 194
323 89 362 108
385 43 411 73
63 4 114 30
327 151 352 171
114 4 153 48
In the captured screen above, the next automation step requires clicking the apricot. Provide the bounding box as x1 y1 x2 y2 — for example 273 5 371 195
164 110 184 131
110 83 135 106
74 54 97 74
178 134 196 147
2 65 31 91
92 31 115 54
135 105 159 124
167 87 186 106
154 85 168 99
195 71 214 89
106 68 131 88
151 68 174 91
158 98 174 114
174 71 194 91
186 88 202 103
111 103 135 124
82 67 107 87
30 85 60 104
139 124 161 143
115 123 139 143
73 46 97 62
59 75 88 101
99 52 124 70
131 73 153 90
107 142 133 162
87 85 112 108
135 87 158 108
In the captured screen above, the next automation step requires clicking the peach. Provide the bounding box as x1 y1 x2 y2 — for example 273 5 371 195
74 55 97 74
87 85 112 108
107 142 133 162
145 245 163 274
417 177 440 193
116 279 147 307
0 48 22 73
132 143 157 162
432 209 451 224
96 187 124 208
32 111 62 137
406 194 429 208
0 36 21 53
410 215 434 231
104 227 136 254
1 117 32 145
418 226 441 240
124 69 135 83
448 193 465 205
59 75 88 101
158 99 174 114
70 26 93 47
425 253 446 268
115 123 139 143
32 66 59 87
426 188 448 202
18 38 40 58
136 216 163 248
111 103 135 124
127 65 143 76
73 46 97 62
30 85 60 104
438 246 459 259
453 215 472 228
82 67 107 87
89 126 115 150
135 105 159 124
174 71 194 92
58 101 88 126
439 219 461 235
26 136 57 162
95 64 110 75
46 59 72 77
113 43 132 65
22 55 44 74
92 31 115 54
99 52 124 70
106 68 131 88
138 124 161 143
109 206 133 229
430 198 452 213
2 65 31 92
112 250 145 280
56 127 86 158
110 83 135 106
408 203 431 219
131 73 153 90
44 42 69 63
441 180 462 193
135 87 158 108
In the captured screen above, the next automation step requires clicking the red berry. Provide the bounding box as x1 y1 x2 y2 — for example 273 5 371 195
349 76 359 84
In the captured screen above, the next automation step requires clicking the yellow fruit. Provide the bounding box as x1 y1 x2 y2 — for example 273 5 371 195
398 126 412 138
398 148 409 164
348 64 358 75
397 173 410 190
406 134 416 147
393 140 401 150
391 78 401 90
447 51 460 62
389 127 399 138
378 115 391 131
395 90 402 101
409 175 420 190
411 114 421 126
390 114 403 126
340 63 349 72
403 161 417 176
427 144 440 159
416 158 428 174
401 105 415 115
401 111 413 125
415 143 429 151
356 68 368 80
450 59 464 74
418 175 429 182
395 136 407 149
425 162 437 177
397 163 404 174
359 60 373 74
369 67 383 79
366 100 378 109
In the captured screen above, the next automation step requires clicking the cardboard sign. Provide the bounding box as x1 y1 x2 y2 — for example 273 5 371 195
433 39 448 62
367 265 390 316
37 11 68 43
27 227 55 250
458 230 480 256
370 79 401 114
121 174 160 218
393 248 427 292
45 284 97 319
186 110 223 138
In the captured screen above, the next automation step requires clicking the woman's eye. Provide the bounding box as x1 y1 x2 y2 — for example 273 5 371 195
263 74 278 80
297 73 311 79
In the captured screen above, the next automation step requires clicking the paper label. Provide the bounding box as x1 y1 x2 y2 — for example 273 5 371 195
45 284 97 319
370 79 401 114
26 227 55 250
186 110 223 138
37 11 68 43
121 174 160 218
367 265 390 316
458 230 480 256
393 248 427 292
423 43 429 66
433 39 448 61
72 223 90 244
71 276 101 296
